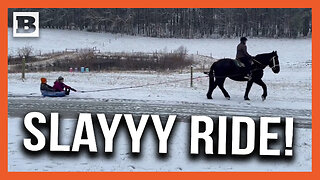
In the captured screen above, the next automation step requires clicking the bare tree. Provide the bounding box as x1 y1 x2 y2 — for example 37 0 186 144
77 48 95 67
17 46 33 80
17 46 33 59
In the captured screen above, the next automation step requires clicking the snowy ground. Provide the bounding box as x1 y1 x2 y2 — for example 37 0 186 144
8 69 311 110
8 29 312 171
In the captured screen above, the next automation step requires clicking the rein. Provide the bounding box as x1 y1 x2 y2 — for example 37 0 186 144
252 58 267 68
252 55 279 70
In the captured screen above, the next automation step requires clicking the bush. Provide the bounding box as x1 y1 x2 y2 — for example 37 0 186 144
8 47 193 72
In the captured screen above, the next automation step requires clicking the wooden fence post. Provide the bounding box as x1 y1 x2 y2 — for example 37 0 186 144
190 66 193 87
22 56 25 79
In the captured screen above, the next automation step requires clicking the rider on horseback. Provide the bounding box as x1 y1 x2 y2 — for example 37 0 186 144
236 37 252 80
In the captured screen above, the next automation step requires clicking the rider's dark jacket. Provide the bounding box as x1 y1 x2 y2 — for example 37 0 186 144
236 42 251 59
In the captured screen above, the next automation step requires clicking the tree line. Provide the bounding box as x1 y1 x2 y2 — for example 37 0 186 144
8 8 312 38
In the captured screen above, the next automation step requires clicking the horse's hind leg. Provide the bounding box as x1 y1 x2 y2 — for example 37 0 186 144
217 78 230 100
206 77 217 99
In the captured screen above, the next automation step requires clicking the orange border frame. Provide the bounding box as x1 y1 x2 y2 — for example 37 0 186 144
1 0 318 179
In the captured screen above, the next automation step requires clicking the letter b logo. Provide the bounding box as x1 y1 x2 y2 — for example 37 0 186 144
13 12 39 37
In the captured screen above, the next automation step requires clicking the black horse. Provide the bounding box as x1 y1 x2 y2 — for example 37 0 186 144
206 51 280 101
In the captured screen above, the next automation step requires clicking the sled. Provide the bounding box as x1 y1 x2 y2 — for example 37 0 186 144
41 91 66 97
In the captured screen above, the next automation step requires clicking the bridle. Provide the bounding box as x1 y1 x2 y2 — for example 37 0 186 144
270 56 280 70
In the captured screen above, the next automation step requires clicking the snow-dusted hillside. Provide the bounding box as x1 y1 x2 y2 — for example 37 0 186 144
8 28 311 66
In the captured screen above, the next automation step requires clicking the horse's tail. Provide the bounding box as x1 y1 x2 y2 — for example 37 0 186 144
204 64 215 78
208 63 215 78
209 67 214 78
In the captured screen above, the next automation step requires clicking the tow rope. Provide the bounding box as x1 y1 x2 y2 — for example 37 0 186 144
80 75 208 93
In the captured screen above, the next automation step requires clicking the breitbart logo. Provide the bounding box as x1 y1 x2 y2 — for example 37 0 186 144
13 12 39 37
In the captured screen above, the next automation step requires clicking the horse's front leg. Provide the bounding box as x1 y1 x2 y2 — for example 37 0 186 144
254 79 267 101
244 80 254 100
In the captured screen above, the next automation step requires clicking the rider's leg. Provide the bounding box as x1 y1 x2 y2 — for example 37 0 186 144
239 57 252 79
242 58 251 74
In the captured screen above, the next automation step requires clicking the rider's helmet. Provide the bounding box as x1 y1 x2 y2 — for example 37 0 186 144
58 76 64 81
240 37 248 42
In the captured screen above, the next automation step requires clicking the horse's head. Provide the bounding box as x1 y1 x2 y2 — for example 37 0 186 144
268 51 280 73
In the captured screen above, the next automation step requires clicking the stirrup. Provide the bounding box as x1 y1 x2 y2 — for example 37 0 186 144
244 74 252 81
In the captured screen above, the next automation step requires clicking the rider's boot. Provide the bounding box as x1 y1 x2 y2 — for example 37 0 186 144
244 71 252 81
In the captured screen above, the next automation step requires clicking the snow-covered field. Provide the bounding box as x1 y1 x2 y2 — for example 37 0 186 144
8 29 312 171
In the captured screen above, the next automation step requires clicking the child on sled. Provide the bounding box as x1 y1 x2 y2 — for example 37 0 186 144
53 76 77 95
40 76 77 97
40 78 65 97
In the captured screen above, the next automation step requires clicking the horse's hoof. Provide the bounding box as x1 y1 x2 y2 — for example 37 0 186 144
261 96 266 101
207 95 213 99
225 97 230 100
244 97 250 101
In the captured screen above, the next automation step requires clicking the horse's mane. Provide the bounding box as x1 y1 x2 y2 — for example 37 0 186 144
254 52 275 59
214 58 233 63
